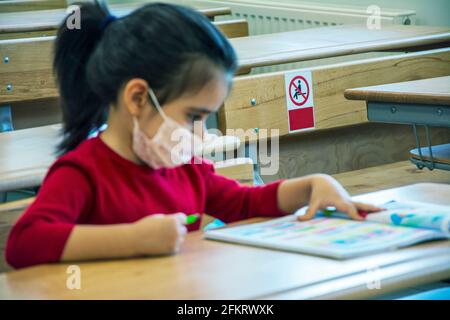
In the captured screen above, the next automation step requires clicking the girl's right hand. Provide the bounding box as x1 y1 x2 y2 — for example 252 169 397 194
131 213 188 256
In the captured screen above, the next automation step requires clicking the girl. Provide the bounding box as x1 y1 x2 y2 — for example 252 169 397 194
6 2 380 269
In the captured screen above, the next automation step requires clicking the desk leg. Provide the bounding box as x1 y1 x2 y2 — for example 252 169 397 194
412 124 436 170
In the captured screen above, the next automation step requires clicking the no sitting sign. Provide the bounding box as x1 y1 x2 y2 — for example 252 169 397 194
284 70 315 133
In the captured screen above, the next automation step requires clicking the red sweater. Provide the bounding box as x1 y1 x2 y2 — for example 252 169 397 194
6 136 286 269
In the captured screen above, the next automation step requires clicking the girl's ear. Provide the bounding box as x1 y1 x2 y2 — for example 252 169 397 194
121 78 150 117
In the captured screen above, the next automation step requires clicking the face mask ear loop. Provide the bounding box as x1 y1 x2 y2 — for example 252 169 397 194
148 88 169 122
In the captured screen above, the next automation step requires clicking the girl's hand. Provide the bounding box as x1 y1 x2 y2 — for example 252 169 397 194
298 174 382 221
132 213 188 256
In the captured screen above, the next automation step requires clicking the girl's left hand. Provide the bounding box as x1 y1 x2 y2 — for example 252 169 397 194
298 174 383 221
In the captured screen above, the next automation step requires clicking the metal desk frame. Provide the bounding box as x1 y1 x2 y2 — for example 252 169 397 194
367 101 450 171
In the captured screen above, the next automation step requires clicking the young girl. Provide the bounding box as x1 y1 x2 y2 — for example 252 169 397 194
6 2 380 269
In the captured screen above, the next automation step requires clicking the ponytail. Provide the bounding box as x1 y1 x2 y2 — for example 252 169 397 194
54 1 111 154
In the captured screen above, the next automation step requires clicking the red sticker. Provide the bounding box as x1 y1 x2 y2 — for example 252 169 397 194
288 107 314 131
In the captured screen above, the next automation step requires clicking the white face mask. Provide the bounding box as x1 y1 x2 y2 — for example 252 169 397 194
132 88 204 169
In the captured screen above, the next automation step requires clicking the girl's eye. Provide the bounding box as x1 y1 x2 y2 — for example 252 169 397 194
188 114 203 123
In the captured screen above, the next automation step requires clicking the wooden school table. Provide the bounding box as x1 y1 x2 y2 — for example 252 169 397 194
0 124 60 192
0 182 448 299
230 24 450 73
345 76 450 170
0 2 231 35
0 124 243 193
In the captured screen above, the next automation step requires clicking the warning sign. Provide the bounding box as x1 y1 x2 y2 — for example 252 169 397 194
284 70 315 133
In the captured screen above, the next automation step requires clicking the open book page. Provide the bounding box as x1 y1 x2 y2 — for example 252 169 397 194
204 214 448 259
365 200 450 234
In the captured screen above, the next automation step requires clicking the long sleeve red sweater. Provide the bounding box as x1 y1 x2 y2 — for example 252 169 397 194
5 136 287 269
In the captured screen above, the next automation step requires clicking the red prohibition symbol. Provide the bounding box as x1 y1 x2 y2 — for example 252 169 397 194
289 76 310 107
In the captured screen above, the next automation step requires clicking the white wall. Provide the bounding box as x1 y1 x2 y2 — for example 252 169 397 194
100 0 449 26
273 0 450 26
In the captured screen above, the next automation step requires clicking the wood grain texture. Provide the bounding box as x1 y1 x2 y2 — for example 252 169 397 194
222 48 450 140
0 0 66 13
345 76 450 106
214 157 254 186
215 19 249 39
0 183 449 299
333 161 450 195
0 37 57 104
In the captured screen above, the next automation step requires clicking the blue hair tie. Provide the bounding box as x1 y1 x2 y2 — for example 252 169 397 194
100 15 117 30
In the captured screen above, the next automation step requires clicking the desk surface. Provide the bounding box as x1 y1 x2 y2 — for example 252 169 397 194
0 3 231 33
345 76 450 106
0 124 61 192
0 124 241 192
230 24 450 70
0 183 449 299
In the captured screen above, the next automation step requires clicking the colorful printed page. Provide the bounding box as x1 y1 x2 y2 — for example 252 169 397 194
204 202 450 259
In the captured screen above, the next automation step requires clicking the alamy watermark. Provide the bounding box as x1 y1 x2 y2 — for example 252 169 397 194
66 265 81 290
66 5 81 30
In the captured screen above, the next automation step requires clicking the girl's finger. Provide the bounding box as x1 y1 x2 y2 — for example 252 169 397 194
178 225 187 237
335 201 364 221
298 201 321 221
353 201 384 213
171 212 188 224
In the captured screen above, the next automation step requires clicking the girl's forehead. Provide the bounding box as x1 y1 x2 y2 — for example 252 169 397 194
177 75 230 108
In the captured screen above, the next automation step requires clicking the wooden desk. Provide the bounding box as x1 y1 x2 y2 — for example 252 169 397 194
231 24 450 71
0 183 448 299
0 3 231 34
344 76 450 127
0 125 245 192
0 124 60 192
345 76 450 170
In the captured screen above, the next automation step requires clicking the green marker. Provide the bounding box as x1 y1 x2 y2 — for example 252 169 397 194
186 214 200 225
322 207 337 217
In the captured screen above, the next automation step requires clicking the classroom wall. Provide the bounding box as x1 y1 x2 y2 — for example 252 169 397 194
265 0 450 27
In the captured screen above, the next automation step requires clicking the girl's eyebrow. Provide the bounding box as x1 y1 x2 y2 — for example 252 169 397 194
188 107 212 114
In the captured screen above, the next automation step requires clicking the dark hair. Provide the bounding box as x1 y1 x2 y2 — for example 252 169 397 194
54 1 237 154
